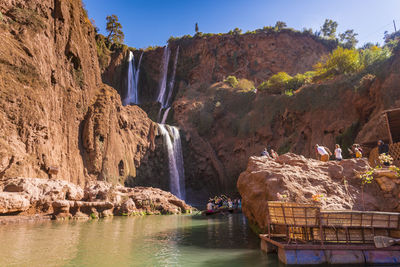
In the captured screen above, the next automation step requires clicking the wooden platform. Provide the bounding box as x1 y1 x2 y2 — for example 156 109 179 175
260 234 400 265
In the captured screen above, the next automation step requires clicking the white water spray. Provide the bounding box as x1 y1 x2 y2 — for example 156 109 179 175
158 124 186 200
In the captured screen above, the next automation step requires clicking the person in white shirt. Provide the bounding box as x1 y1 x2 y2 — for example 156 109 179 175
315 144 330 162
334 144 342 161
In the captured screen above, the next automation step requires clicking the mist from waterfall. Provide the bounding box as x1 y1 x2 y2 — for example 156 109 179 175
158 124 186 200
123 51 143 105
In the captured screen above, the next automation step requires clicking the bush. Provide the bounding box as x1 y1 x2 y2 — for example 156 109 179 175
313 47 361 79
287 73 312 91
360 45 391 68
236 79 255 92
224 75 239 88
258 72 292 94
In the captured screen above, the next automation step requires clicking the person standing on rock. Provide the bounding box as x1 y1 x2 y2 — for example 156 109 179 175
334 144 342 161
378 140 390 166
261 147 270 157
315 144 330 162
270 148 279 159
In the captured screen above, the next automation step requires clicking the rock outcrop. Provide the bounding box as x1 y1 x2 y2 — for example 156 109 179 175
237 153 396 230
0 0 156 186
0 177 191 219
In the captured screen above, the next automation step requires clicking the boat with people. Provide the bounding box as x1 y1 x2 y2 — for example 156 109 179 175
201 195 242 216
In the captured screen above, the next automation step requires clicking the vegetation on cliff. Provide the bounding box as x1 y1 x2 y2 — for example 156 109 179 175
257 43 395 95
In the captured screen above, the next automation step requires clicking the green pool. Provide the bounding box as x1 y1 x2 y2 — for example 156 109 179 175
0 214 280 266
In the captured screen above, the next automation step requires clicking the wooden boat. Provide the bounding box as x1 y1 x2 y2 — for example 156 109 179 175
201 207 241 216
260 201 400 265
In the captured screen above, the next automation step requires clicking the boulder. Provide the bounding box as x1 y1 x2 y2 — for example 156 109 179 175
119 198 136 214
376 177 397 192
0 177 192 218
0 192 30 213
3 178 84 203
237 153 389 229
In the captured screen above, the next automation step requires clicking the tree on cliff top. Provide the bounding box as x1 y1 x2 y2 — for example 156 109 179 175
106 14 124 45
195 22 199 33
339 29 358 49
321 19 338 39
274 21 287 31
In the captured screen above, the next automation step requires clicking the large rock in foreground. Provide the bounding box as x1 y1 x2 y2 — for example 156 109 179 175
0 178 191 219
237 153 393 230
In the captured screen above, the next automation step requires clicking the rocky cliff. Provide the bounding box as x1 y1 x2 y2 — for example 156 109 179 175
171 46 400 197
100 31 334 202
237 153 400 230
102 30 333 111
0 0 155 187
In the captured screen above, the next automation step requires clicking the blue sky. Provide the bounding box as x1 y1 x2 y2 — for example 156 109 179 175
83 0 400 49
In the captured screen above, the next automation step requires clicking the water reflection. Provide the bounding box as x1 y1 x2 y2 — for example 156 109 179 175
0 214 279 267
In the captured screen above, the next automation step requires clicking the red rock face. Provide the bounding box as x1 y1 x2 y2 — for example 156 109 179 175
169 31 332 85
0 0 155 186
237 154 390 229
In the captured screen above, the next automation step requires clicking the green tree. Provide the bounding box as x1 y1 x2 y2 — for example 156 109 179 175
274 21 287 31
321 19 338 39
228 28 242 35
258 72 292 94
339 29 358 49
106 14 124 45
314 47 361 78
195 22 199 33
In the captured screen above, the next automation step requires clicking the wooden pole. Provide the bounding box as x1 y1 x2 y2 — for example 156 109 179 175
385 113 394 144
394 20 397 32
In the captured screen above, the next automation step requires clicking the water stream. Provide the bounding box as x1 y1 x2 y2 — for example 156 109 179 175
156 46 179 123
158 124 186 200
156 46 171 107
123 51 143 105
0 214 277 267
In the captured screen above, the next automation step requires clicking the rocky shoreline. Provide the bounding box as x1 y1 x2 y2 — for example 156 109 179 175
0 178 192 222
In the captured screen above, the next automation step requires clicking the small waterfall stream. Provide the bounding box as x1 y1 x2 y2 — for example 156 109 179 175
123 51 143 105
156 46 179 123
158 124 186 200
156 46 171 107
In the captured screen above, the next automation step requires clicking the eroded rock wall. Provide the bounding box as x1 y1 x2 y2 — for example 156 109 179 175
0 0 155 186
237 153 396 229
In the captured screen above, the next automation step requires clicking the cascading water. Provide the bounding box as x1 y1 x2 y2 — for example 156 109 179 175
165 46 179 107
123 51 143 105
156 46 171 107
157 46 179 122
161 107 171 124
158 124 186 200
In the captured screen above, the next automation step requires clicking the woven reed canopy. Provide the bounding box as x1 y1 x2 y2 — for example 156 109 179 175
384 108 400 144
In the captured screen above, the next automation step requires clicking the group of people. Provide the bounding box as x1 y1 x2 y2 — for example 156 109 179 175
206 195 241 212
260 147 279 159
315 143 363 162
315 140 390 162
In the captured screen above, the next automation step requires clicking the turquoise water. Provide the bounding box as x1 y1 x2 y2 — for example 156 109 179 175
0 214 280 267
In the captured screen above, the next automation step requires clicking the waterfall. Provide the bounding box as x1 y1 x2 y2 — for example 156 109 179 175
156 46 171 107
135 52 144 104
123 51 143 105
158 124 186 200
165 46 179 107
161 107 171 124
157 46 179 122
